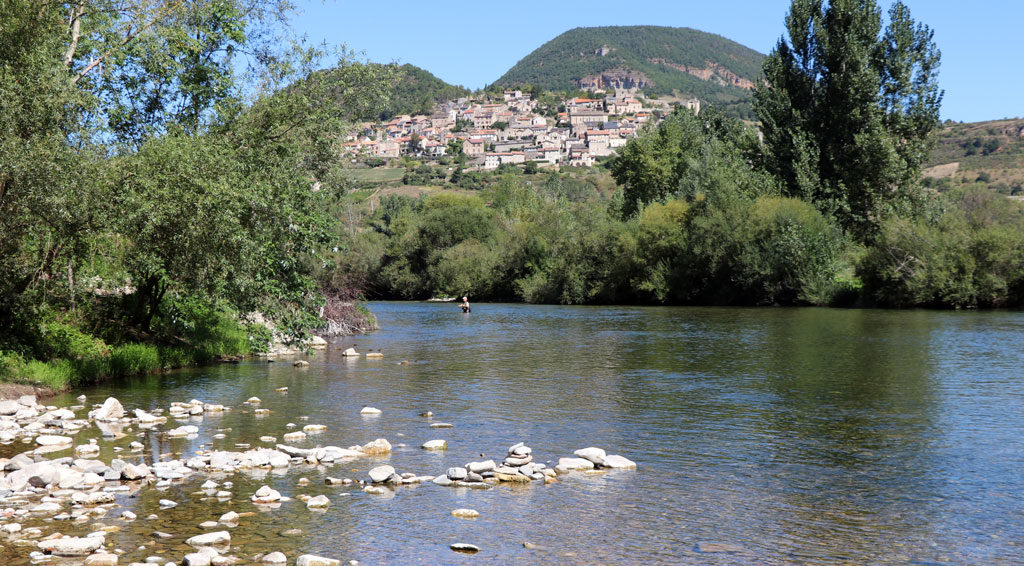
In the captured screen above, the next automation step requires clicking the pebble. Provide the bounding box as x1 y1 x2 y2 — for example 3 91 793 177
359 406 381 415
451 508 480 519
262 552 287 564
429 422 453 428
450 543 481 554
158 500 177 508
421 439 447 450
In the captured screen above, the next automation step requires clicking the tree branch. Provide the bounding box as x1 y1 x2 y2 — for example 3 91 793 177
63 1 86 68
72 0 184 84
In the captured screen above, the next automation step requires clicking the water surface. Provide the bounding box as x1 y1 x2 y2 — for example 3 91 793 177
11 303 1024 564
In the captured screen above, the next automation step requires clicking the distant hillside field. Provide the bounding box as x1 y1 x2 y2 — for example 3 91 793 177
924 118 1024 195
493 26 765 119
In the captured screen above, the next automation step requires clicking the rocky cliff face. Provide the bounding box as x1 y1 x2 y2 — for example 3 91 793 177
648 59 755 90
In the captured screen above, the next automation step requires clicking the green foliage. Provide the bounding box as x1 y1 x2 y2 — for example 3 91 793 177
1 0 391 386
754 0 943 239
108 344 161 376
611 106 771 216
494 26 763 118
858 188 1024 307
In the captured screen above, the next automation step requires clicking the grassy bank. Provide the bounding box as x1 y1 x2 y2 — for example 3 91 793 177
0 301 269 394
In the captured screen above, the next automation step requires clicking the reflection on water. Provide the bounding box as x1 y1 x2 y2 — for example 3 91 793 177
5 303 1024 565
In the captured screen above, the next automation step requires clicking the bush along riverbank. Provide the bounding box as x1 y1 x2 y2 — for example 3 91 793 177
0 294 378 396
0 299 268 394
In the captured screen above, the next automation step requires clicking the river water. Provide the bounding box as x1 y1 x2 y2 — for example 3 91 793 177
10 302 1024 564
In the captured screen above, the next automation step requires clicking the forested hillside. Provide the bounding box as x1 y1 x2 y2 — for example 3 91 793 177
494 26 764 118
314 63 471 121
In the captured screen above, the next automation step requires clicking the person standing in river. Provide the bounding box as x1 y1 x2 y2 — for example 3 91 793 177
460 296 470 313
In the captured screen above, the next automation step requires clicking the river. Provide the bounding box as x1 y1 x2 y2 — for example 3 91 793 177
9 302 1024 564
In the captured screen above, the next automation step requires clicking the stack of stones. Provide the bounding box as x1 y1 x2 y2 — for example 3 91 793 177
434 442 555 486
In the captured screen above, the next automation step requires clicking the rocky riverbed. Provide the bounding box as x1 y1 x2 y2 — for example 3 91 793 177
0 391 636 565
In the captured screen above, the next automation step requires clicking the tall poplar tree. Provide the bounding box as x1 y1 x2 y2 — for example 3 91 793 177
754 0 942 240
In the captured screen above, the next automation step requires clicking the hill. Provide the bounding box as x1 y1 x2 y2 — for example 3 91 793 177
493 26 765 119
923 118 1024 195
312 63 470 122
378 64 471 120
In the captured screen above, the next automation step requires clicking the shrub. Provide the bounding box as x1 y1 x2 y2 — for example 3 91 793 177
34 319 108 361
109 344 161 376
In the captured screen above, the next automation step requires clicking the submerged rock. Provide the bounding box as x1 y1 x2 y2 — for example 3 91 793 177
601 454 637 469
262 552 287 564
306 495 330 508
296 555 340 566
38 536 104 556
186 531 231 547
450 543 480 554
359 406 381 415
421 439 447 451
451 508 480 519
359 438 391 455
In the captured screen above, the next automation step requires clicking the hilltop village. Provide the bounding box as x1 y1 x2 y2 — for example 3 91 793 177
343 89 697 169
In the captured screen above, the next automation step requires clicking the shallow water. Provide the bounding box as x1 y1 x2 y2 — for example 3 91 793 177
5 302 1024 564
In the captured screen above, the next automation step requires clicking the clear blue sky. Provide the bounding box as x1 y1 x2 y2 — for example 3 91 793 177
290 0 1021 123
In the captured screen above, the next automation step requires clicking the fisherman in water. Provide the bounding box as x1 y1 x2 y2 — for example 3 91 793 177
460 296 471 313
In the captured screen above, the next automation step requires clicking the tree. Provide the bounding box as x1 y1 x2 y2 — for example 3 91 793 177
609 106 765 216
754 0 942 240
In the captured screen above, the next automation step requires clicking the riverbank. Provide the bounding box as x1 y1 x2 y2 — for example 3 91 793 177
0 299 379 397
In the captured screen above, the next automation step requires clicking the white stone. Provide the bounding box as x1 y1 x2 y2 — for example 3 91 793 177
36 435 73 446
134 409 164 423
368 465 395 483
359 406 381 415
601 454 637 469
251 485 281 504
262 552 287 564
183 547 220 566
306 495 330 508
84 553 119 566
359 438 391 455
38 536 103 556
302 424 326 433
466 460 495 474
557 457 596 470
421 439 447 451
282 431 306 443
340 348 359 357
90 398 124 421
296 555 340 566
451 508 480 519
219 511 239 524
186 531 231 547
574 447 606 465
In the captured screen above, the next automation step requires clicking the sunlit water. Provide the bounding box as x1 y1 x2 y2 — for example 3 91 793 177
4 302 1024 564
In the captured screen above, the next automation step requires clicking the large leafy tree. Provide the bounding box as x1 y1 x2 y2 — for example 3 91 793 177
1 0 392 340
754 0 942 240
